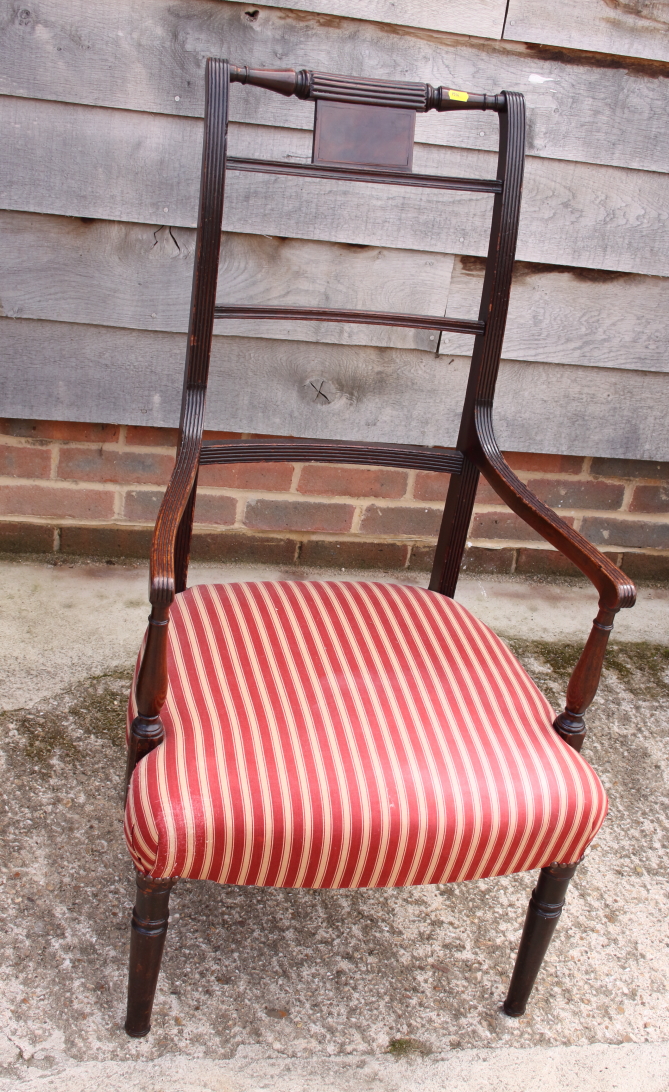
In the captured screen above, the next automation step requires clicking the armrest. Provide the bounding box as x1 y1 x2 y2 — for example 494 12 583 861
149 435 201 608
125 428 200 796
470 431 636 612
468 416 635 751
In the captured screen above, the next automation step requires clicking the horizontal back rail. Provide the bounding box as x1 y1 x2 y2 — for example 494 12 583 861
200 439 464 475
214 305 483 335
227 157 502 194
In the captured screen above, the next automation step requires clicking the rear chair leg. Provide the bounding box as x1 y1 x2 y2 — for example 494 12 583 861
125 870 176 1037
504 859 580 1017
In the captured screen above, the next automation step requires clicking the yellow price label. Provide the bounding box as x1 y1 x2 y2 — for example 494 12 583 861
448 89 469 102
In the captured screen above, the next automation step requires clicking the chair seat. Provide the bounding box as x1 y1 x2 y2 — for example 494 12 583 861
125 581 607 887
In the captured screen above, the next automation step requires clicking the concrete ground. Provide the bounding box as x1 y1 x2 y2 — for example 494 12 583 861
0 556 668 1091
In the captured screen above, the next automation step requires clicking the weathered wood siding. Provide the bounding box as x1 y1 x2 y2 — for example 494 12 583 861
5 319 668 461
0 0 667 460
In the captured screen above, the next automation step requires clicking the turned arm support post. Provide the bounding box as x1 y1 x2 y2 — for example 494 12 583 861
553 607 617 752
127 434 198 801
125 604 170 798
467 438 632 754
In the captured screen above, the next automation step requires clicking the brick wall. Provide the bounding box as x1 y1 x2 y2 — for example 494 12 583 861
1 419 668 580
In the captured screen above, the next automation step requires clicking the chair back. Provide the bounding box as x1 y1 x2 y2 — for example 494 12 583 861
172 58 526 598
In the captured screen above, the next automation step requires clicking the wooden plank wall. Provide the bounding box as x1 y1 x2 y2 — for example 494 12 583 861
0 0 667 460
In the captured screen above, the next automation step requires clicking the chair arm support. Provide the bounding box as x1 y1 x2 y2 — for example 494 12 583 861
127 436 200 794
469 414 636 612
552 606 616 751
149 437 201 609
125 608 170 798
474 445 630 747
126 424 201 784
467 409 635 749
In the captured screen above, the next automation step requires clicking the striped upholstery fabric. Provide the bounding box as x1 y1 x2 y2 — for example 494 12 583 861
125 581 607 887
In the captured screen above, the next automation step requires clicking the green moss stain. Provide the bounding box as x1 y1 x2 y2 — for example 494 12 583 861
0 668 132 772
509 640 669 699
69 670 131 748
388 1037 432 1057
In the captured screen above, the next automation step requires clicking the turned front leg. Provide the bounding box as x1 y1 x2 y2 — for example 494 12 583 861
504 860 580 1016
125 871 176 1037
554 607 617 752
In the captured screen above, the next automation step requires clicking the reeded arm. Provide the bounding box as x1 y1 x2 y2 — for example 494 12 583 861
469 411 635 613
468 410 634 751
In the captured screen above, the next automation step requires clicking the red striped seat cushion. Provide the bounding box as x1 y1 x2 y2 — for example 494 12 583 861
125 581 607 887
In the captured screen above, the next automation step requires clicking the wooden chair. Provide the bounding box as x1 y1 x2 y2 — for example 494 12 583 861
123 58 636 1037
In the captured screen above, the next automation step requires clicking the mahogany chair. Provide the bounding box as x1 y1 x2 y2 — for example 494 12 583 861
123 58 636 1037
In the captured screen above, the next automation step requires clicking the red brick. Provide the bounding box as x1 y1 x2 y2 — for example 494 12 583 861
408 543 436 571
244 499 355 534
0 521 55 554
198 462 294 491
591 457 669 481
619 552 669 582
231 431 293 441
359 504 442 537
460 546 516 574
124 426 244 448
580 517 669 550
527 478 625 511
408 543 515 574
475 478 503 505
413 473 501 505
193 493 238 526
57 448 175 485
60 526 153 558
470 512 574 542
125 490 237 527
123 490 164 522
202 429 245 443
0 484 114 520
0 419 119 443
300 539 409 569
413 471 451 503
191 532 297 565
297 464 407 499
0 445 52 479
629 484 669 514
504 451 584 474
515 548 583 577
125 425 179 448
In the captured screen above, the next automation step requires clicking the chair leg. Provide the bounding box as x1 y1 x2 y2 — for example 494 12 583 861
125 870 176 1037
503 859 580 1017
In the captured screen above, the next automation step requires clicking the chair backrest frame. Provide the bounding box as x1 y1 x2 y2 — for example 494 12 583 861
170 57 526 599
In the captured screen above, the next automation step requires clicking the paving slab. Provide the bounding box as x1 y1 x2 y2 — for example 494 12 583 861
1 1040 669 1092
